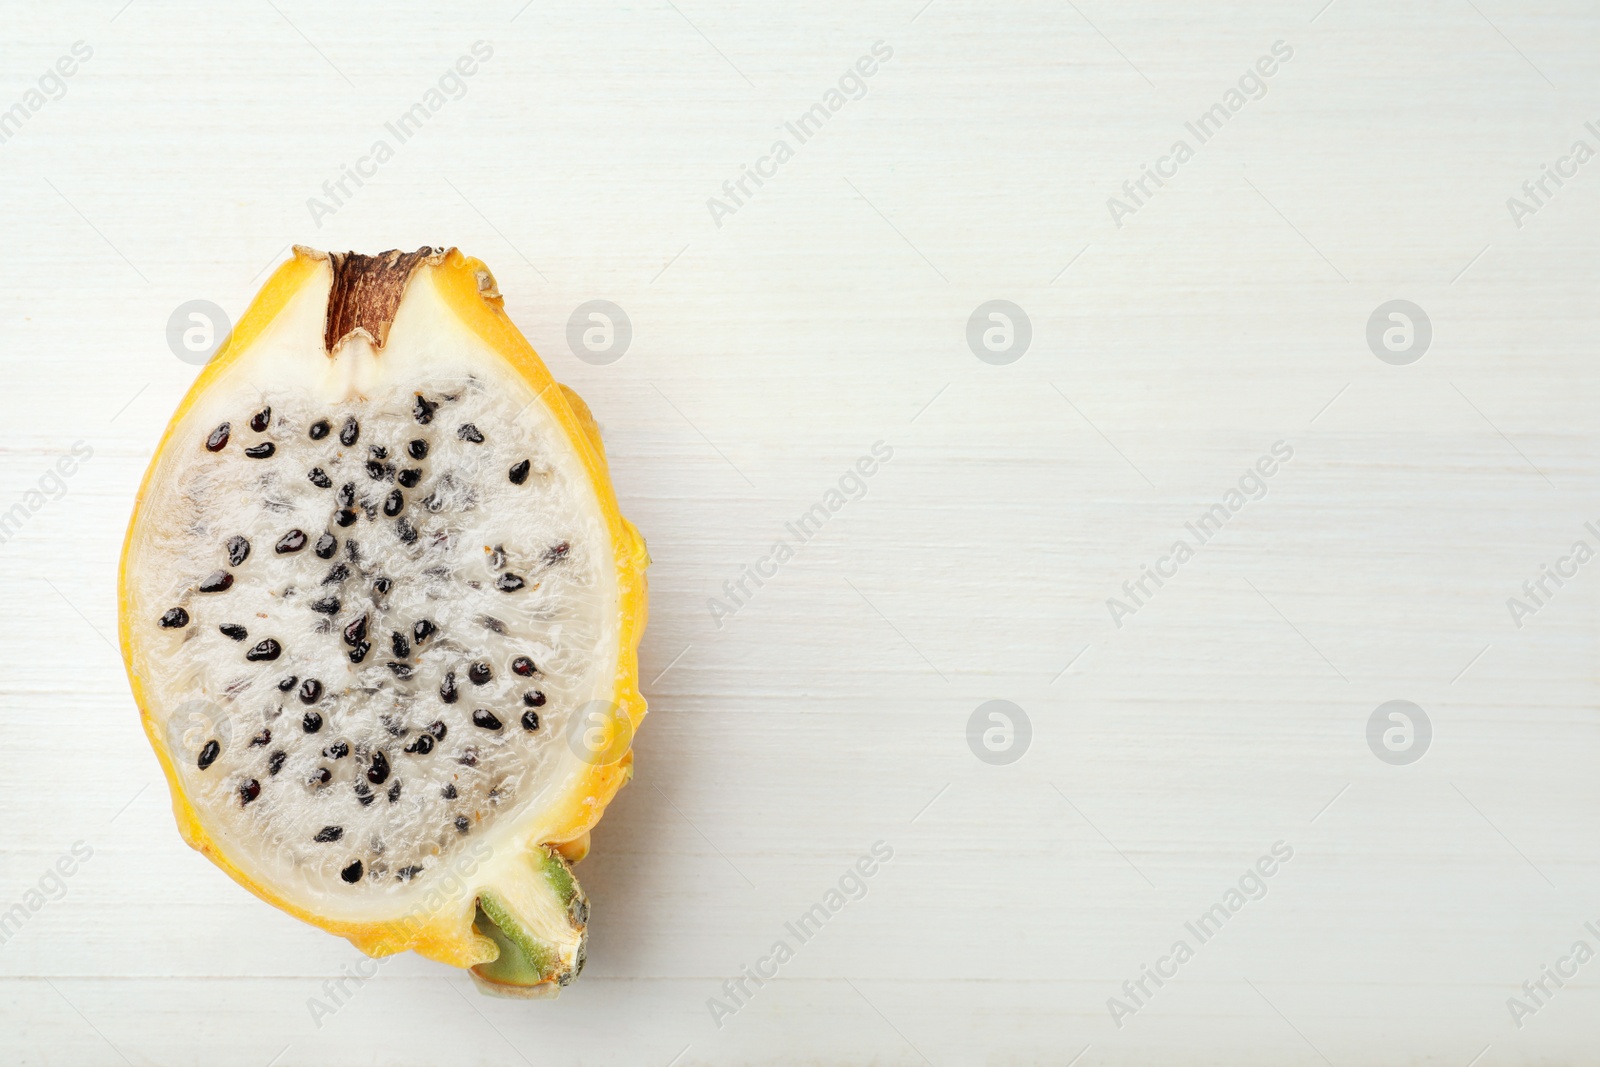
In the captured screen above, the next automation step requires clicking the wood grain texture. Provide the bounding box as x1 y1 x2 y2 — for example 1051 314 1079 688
2 1 1599 1064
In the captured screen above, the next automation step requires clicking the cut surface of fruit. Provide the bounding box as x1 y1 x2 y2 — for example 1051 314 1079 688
119 247 647 992
470 846 590 997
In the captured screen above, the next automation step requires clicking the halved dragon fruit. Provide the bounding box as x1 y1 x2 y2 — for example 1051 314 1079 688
119 247 648 996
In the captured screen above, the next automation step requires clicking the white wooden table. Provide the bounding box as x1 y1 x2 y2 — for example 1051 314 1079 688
3 1 1598 1064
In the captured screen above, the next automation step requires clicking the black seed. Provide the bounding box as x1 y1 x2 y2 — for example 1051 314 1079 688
343 614 367 646
324 741 349 760
354 783 374 806
365 460 387 480
309 767 332 785
457 423 484 443
442 783 458 799
383 489 403 516
160 608 190 628
345 538 360 562
521 709 541 731
349 640 370 664
404 734 433 755
407 438 429 460
314 825 343 843
496 573 525 592
387 779 402 803
413 395 437 424
246 639 282 662
387 662 413 678
397 865 422 881
391 632 410 657
313 533 336 558
198 740 220 769
426 721 447 741
226 535 251 566
370 445 389 461
277 675 298 692
397 468 421 488
488 545 506 570
339 417 359 447
206 423 231 452
244 443 275 459
299 678 323 704
367 751 390 784
275 529 307 554
413 619 435 643
198 570 233 593
471 709 503 731
439 672 458 704
373 577 392 595
267 751 286 776
546 541 570 563
335 508 357 527
468 662 492 685
458 748 479 767
219 623 248 641
341 860 363 883
511 656 536 677
479 616 506 635
508 460 530 485
310 596 340 614
250 729 271 747
396 517 416 543
523 690 546 707
336 482 355 507
308 467 332 489
240 779 261 804
455 815 470 834
250 407 271 432
303 710 323 733
323 564 348 585
309 419 330 440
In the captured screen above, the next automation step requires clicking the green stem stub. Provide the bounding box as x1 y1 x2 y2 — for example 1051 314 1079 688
470 847 588 998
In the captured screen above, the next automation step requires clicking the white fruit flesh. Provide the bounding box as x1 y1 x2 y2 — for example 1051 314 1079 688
124 262 618 924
